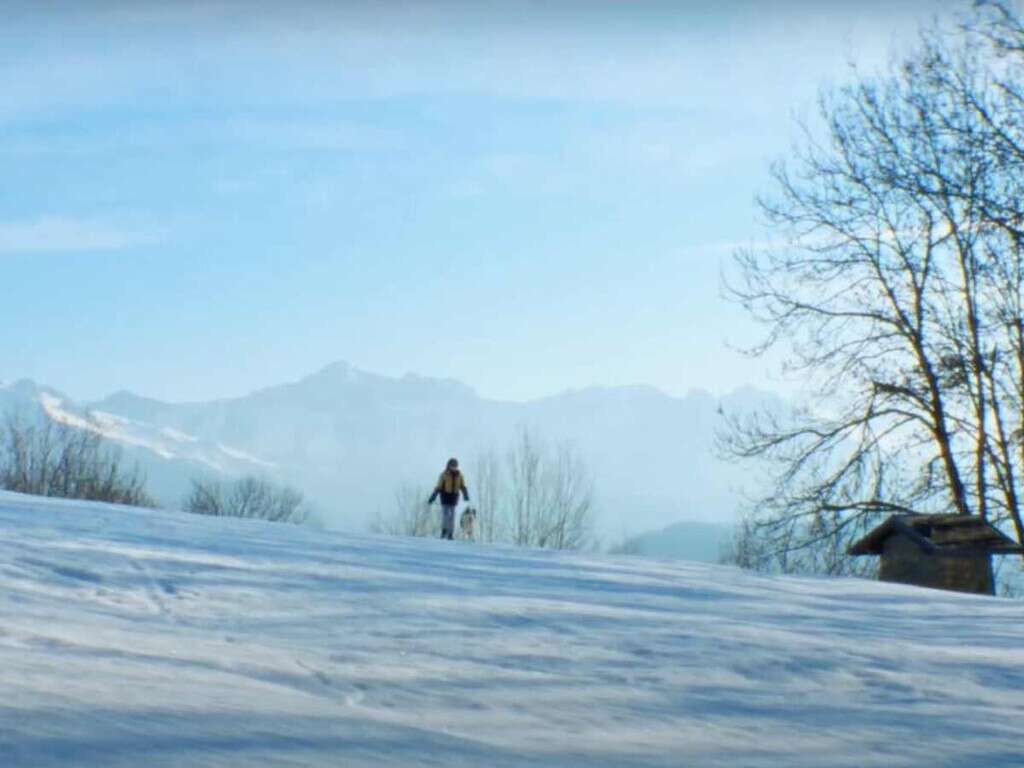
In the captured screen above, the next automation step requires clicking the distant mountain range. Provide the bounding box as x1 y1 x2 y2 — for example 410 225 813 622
0 362 783 535
610 520 735 563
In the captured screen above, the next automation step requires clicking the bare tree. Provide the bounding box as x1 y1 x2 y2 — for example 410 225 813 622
471 448 504 543
0 412 154 507
535 442 594 550
607 532 644 556
721 2 1024 573
370 483 434 537
505 427 595 551
374 428 596 550
184 475 307 524
507 428 546 547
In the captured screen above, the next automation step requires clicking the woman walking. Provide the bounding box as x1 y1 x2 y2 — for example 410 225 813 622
427 458 470 540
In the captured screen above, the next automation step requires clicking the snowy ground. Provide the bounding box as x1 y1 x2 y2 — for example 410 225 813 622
1 492 1022 767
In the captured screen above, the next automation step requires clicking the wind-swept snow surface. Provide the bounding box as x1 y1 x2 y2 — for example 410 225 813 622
1 492 1022 767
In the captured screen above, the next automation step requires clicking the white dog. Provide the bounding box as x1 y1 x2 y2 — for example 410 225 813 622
459 506 478 541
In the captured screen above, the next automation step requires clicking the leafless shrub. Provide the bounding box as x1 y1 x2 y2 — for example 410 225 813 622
184 475 307 524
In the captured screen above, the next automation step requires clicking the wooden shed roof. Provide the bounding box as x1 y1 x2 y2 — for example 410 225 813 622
848 514 1024 557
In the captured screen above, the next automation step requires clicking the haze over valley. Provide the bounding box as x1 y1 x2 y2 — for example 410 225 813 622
0 362 780 539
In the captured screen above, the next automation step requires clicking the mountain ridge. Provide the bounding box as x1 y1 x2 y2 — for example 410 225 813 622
62 359 760 413
0 361 785 533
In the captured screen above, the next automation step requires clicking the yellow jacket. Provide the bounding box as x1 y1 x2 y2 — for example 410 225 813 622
429 469 469 505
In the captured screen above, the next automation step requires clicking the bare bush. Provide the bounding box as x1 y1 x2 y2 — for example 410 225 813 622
0 412 154 507
184 475 307 524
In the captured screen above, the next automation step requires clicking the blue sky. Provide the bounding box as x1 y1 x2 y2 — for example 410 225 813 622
0 1 960 403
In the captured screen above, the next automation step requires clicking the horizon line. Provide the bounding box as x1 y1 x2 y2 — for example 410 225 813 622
0 360 775 408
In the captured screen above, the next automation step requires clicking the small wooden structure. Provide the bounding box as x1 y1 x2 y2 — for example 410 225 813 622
848 514 1024 595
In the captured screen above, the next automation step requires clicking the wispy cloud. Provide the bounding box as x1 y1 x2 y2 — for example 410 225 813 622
0 116 406 158
0 216 155 254
0 2 953 127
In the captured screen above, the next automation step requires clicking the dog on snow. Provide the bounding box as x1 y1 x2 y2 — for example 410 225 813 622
459 506 478 541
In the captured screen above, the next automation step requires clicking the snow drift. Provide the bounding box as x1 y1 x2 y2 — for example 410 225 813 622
1 491 1022 767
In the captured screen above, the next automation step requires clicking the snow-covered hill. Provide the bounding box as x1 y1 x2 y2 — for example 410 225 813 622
1 491 1021 767
0 363 783 532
